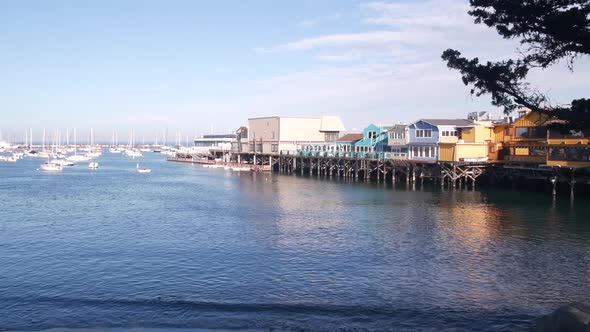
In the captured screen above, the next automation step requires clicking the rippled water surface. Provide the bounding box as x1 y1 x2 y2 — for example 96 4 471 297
1 154 590 331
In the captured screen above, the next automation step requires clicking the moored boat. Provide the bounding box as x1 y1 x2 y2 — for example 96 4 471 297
136 163 151 173
39 161 63 172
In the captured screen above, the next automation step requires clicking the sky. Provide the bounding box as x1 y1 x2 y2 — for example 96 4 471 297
0 0 588 143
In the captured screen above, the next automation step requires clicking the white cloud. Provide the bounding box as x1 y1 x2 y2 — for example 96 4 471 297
362 0 473 29
269 30 435 52
260 0 509 63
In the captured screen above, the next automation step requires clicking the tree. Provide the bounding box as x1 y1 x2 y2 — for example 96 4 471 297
441 0 590 131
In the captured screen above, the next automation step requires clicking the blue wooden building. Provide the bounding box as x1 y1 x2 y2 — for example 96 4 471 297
354 124 392 158
407 119 473 162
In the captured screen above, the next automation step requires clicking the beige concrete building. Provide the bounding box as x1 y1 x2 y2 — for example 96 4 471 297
247 116 345 154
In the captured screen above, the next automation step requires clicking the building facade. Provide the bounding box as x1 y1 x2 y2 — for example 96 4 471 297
248 116 345 155
354 124 392 158
386 124 409 160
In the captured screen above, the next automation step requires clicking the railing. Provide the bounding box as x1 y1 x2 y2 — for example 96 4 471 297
294 151 393 159
505 155 546 163
384 152 408 159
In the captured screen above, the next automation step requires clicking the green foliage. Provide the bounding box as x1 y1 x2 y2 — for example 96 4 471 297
442 0 590 130
470 0 590 67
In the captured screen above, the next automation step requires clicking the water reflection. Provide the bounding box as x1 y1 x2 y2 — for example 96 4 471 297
2 158 590 331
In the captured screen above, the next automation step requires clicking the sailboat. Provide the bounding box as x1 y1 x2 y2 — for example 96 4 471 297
86 128 102 158
110 130 122 153
40 134 63 172
136 163 151 173
66 129 91 163
88 161 99 169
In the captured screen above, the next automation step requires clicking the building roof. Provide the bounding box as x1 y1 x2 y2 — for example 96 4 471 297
420 119 474 127
202 134 236 139
336 133 363 142
320 116 346 132
387 124 408 131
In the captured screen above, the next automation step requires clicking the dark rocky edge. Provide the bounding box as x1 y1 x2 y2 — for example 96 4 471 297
534 303 590 331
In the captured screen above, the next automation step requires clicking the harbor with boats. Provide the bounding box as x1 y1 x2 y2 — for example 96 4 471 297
2 108 590 198
1 139 590 332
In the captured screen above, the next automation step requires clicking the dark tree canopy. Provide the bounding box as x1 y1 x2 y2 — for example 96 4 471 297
442 0 590 130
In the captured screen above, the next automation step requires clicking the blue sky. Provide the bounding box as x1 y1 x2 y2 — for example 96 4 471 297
1 0 588 143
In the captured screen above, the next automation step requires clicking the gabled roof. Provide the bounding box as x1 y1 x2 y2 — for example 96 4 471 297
420 119 474 127
388 124 407 131
336 133 363 142
364 123 393 130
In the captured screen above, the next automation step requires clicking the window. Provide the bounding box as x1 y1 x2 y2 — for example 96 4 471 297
271 144 278 152
249 144 254 152
325 132 338 142
416 129 432 138
515 127 529 138
516 126 547 139
549 129 586 139
441 130 458 137
256 144 262 152
368 131 377 139
391 131 405 139
271 131 275 139
549 147 590 161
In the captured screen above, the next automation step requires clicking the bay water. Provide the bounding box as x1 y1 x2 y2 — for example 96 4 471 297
1 154 590 331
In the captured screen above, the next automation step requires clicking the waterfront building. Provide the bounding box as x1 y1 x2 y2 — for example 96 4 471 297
193 133 235 150
247 116 345 155
407 119 473 162
297 141 338 157
547 125 590 167
493 110 550 164
438 114 496 162
386 124 409 160
335 133 363 157
354 124 392 158
193 133 236 161
231 126 248 154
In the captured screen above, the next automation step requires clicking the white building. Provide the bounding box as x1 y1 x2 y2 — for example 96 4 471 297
247 116 345 155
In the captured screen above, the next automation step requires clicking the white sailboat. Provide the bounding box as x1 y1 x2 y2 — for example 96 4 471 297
40 134 63 172
110 131 122 153
66 128 91 163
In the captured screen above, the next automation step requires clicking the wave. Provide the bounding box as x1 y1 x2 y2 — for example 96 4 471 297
0 295 535 332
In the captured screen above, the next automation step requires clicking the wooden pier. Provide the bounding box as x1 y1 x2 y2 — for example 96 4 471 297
233 152 496 190
168 151 590 198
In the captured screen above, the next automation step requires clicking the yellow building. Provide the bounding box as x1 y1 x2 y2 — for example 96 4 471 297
491 110 590 167
494 110 550 164
546 123 590 167
438 122 494 162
